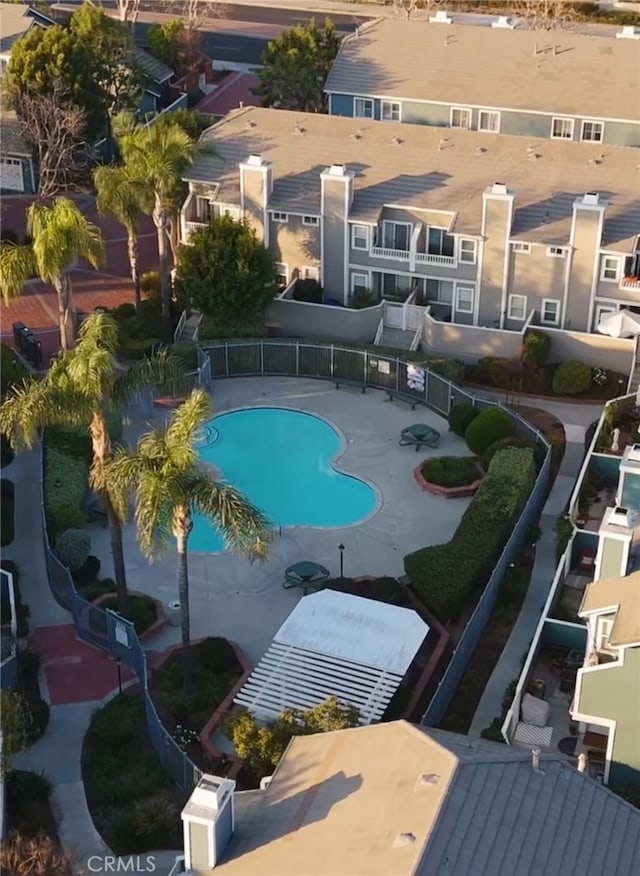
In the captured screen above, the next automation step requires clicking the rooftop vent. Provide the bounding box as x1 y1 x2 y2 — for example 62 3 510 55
616 25 640 40
609 505 631 528
245 120 256 128
293 124 305 135
350 130 363 140
583 192 600 206
474 146 487 155
246 154 264 166
429 10 452 23
416 773 439 787
588 156 603 166
626 443 640 463
528 152 541 161
492 16 515 29
328 164 347 176
394 833 417 847
531 747 543 774
491 182 508 195
392 136 403 146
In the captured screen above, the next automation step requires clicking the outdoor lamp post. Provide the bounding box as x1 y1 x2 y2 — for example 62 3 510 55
338 543 345 579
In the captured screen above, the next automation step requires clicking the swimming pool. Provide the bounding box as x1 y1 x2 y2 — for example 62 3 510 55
190 407 378 553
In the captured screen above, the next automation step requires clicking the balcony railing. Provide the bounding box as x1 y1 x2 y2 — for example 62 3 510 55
185 220 209 235
620 276 640 291
415 252 456 266
370 245 410 260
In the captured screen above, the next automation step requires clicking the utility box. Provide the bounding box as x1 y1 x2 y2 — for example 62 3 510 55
181 774 236 871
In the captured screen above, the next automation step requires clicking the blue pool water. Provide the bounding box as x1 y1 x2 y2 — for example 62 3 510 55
190 408 377 552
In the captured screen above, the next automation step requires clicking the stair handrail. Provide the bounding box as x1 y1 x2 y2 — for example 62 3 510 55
409 321 422 352
174 309 188 344
627 333 640 393
192 312 203 343
373 316 384 346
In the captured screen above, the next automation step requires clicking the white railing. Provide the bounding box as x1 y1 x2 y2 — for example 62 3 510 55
173 309 187 344
405 303 427 331
278 274 298 300
371 246 411 261
373 316 384 346
167 857 185 876
414 252 456 266
620 277 640 291
185 220 208 238
192 313 203 343
383 300 405 329
409 320 423 352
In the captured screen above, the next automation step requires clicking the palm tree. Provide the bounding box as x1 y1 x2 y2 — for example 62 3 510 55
118 123 199 342
105 389 271 695
94 164 154 311
0 313 186 613
0 198 104 351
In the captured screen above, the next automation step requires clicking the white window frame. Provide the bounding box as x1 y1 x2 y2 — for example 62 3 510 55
581 120 604 143
600 255 621 283
425 278 454 306
274 262 289 285
351 224 369 251
350 272 369 293
508 294 527 321
547 247 566 258
597 617 614 651
354 97 374 119
302 266 320 282
381 100 401 122
302 216 319 226
458 238 477 264
595 304 616 327
478 110 500 133
196 196 214 222
512 242 531 254
427 227 455 258
450 106 472 129
455 285 474 313
541 298 560 326
382 220 411 252
551 117 574 140
272 212 288 223
2 157 21 167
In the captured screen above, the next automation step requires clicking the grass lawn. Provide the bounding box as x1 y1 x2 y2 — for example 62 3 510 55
420 455 481 488
82 691 186 854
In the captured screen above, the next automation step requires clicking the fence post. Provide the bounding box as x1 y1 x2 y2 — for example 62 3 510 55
296 341 300 376
395 358 400 392
447 381 452 414
331 345 335 378
260 341 264 374
224 343 229 377
363 350 368 383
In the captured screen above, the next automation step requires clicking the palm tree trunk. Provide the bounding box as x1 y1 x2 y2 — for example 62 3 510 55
175 509 194 699
54 273 75 351
89 411 129 614
153 196 172 344
127 231 141 312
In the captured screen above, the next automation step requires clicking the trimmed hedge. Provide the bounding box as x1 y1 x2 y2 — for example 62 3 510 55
464 407 514 455
404 447 536 619
420 456 481 489
55 529 91 572
522 330 551 370
448 403 479 437
552 360 592 395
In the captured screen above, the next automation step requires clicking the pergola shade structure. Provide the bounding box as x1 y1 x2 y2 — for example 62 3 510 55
233 590 429 724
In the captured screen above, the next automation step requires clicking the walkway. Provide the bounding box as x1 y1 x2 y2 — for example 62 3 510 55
467 396 601 738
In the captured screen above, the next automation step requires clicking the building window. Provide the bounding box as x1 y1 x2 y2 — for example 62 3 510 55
581 120 604 143
382 221 411 251
426 278 454 305
595 305 616 328
508 294 527 320
302 216 319 226
351 272 369 294
274 263 289 287
382 273 412 300
302 266 320 282
547 247 566 258
478 111 500 133
551 117 574 139
455 285 474 313
450 107 471 129
272 212 288 223
512 242 531 254
351 224 369 250
541 298 560 325
458 238 477 264
354 98 374 119
597 617 614 651
381 100 400 122
428 228 455 258
196 197 214 222
601 256 621 282
3 157 21 167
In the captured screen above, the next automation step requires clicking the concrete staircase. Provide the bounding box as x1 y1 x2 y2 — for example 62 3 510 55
377 327 415 350
179 311 203 343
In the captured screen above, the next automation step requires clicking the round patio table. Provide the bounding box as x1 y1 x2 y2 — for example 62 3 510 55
283 561 331 594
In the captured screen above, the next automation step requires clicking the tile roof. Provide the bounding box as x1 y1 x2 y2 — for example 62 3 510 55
134 45 174 83
325 18 640 123
580 569 640 646
189 106 640 250
0 109 30 156
0 2 34 54
213 721 640 876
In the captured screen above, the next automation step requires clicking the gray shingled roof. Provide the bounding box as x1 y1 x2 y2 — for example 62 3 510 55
0 2 34 54
420 730 640 876
134 46 174 84
189 107 640 250
325 18 640 123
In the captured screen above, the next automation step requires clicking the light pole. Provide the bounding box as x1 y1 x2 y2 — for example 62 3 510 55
338 543 345 579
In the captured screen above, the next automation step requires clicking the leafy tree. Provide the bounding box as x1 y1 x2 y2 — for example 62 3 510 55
118 122 201 341
255 18 340 112
176 215 277 325
0 314 186 613
94 164 154 310
225 697 360 777
154 108 216 142
148 18 189 76
0 198 104 351
104 389 271 696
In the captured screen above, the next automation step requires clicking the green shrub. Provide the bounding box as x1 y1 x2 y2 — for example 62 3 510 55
199 317 268 341
109 793 181 854
420 456 481 488
118 335 160 361
1 479 15 546
73 555 102 587
1 344 28 399
404 447 536 619
140 271 162 300
294 278 323 303
1 434 14 468
467 356 513 386
47 503 87 540
112 302 137 321
464 407 514 454
170 342 198 371
426 358 465 383
552 360 592 395
93 594 158 636
78 577 114 602
54 528 91 572
522 329 551 370
350 287 377 309
0 690 39 753
481 436 538 469
448 403 479 437
46 426 91 464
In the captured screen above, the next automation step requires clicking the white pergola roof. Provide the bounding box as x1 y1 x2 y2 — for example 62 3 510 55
234 590 429 724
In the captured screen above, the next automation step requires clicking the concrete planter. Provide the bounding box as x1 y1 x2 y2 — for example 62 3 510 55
93 590 165 642
413 464 484 498
165 600 182 626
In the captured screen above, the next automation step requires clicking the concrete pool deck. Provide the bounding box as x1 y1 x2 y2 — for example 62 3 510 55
89 377 472 666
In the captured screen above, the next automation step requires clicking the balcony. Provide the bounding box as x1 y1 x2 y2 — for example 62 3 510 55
185 220 208 235
370 245 410 261
620 276 640 291
414 252 456 267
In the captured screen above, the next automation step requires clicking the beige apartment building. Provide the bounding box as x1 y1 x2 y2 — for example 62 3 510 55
181 107 640 347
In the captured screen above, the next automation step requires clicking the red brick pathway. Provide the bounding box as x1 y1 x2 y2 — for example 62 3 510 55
30 624 134 705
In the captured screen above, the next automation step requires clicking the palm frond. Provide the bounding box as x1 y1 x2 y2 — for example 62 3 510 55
0 377 90 450
113 348 188 405
28 198 105 281
77 312 120 355
120 123 197 204
0 243 36 304
102 448 143 525
190 475 272 560
164 388 210 454
94 164 154 230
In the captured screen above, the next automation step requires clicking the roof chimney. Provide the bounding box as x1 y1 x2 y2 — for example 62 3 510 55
491 182 508 195
577 753 588 773
583 192 600 206
181 775 236 871
429 10 453 23
531 747 542 773
616 26 640 39
492 16 515 29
